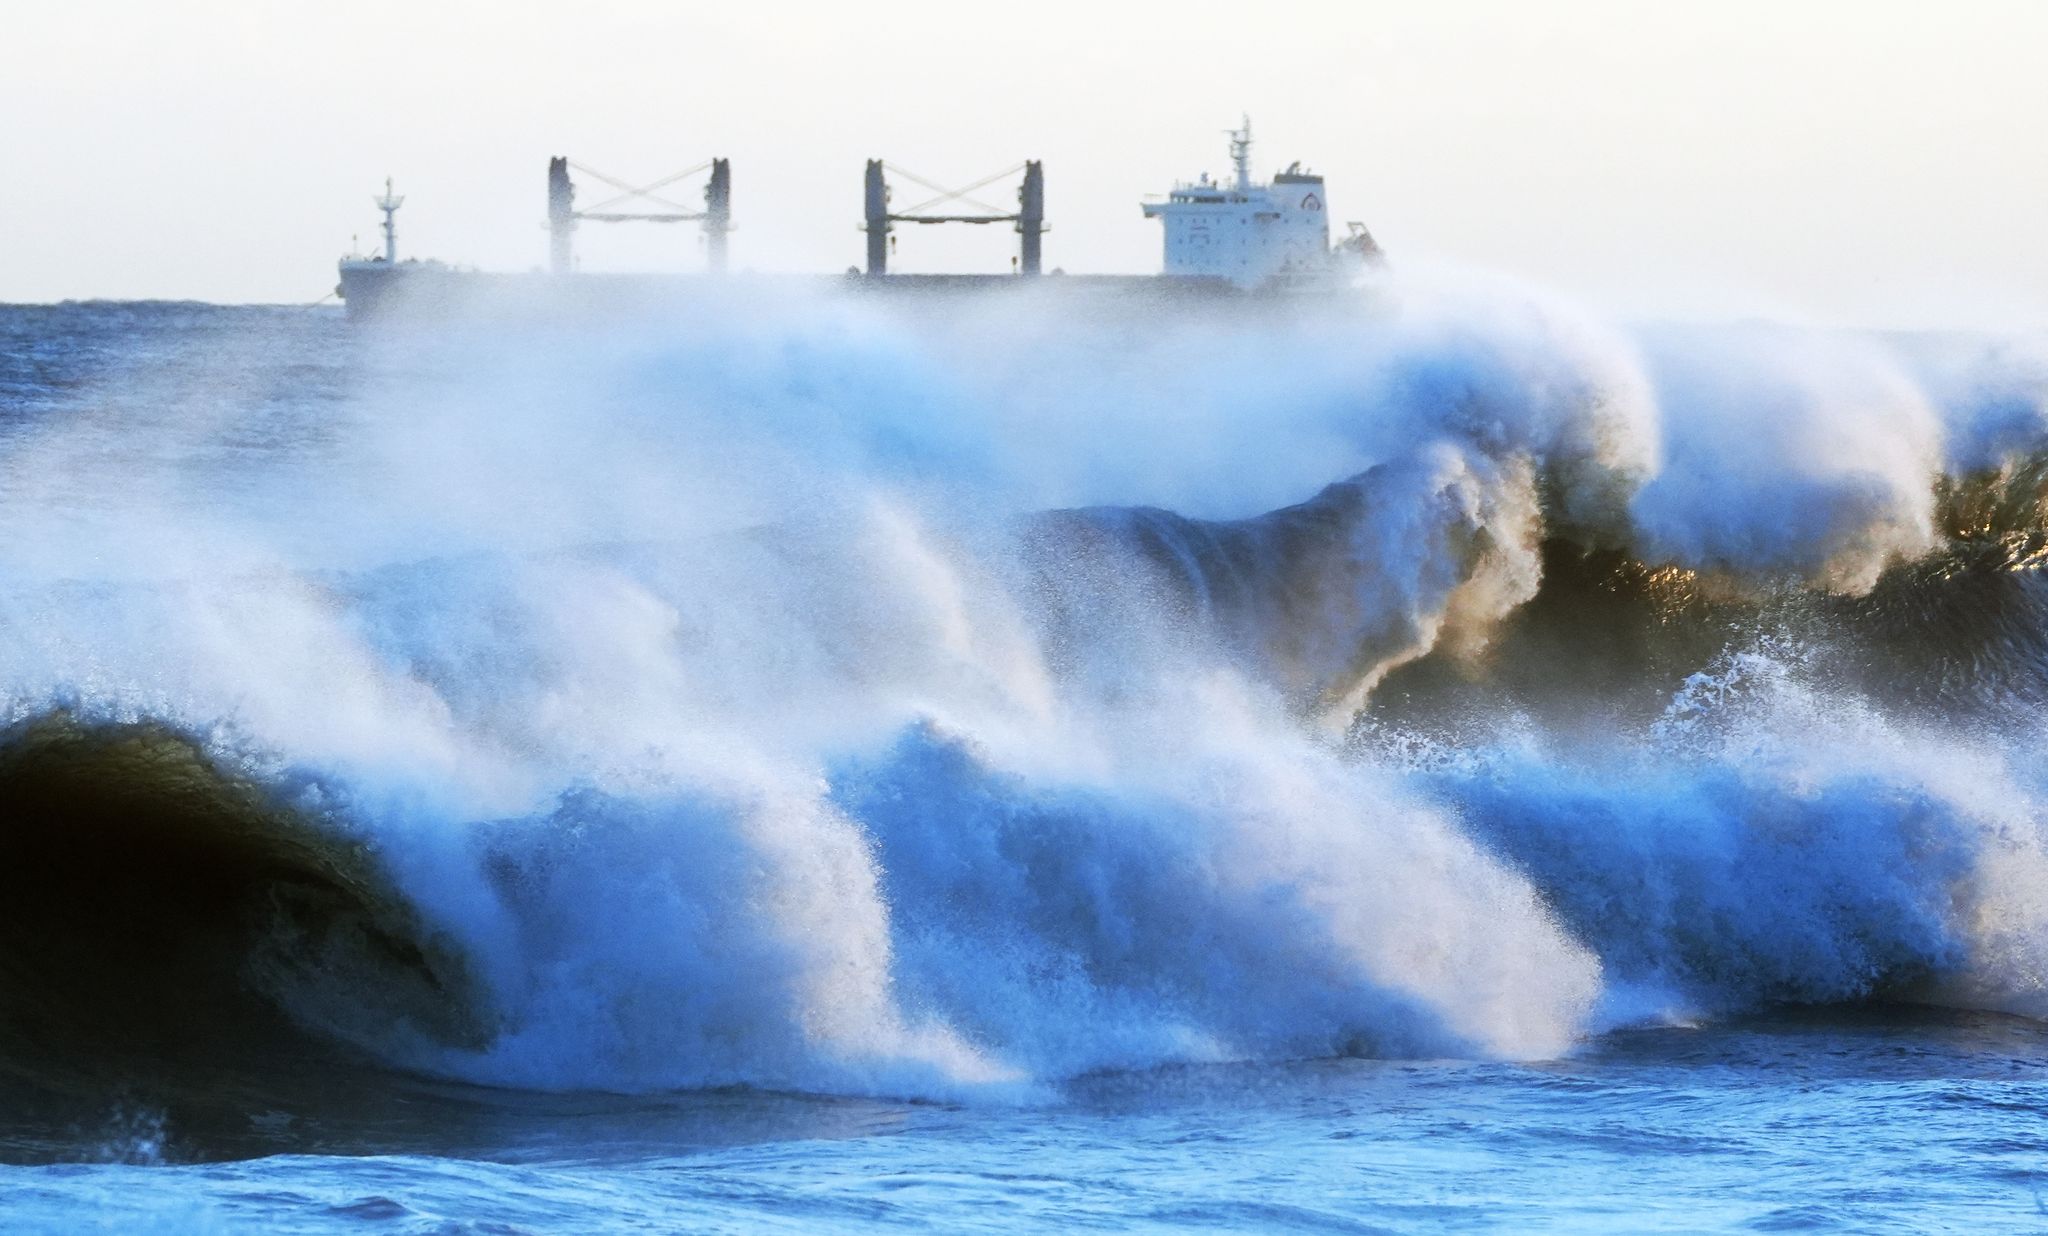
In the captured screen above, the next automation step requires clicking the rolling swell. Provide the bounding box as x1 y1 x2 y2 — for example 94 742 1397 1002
1364 523 2048 734
0 714 481 1099
1007 375 2048 1029
1026 452 2048 733
1022 447 1544 727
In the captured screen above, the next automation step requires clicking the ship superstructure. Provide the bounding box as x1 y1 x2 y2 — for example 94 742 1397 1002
1141 119 1337 288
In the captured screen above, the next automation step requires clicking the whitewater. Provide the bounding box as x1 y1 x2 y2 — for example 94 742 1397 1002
1 280 2046 1231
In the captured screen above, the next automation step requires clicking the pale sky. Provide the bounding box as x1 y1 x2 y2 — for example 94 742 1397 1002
3 0 2043 329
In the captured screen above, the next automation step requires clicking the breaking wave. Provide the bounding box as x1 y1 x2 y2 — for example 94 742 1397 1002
0 282 2044 1104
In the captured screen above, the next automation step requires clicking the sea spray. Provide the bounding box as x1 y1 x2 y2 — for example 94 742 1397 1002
0 284 2044 1102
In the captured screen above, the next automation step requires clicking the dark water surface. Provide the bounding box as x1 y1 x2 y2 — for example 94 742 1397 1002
3 1011 2045 1233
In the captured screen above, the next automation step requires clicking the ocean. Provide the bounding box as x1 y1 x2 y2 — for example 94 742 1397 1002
0 291 2044 1232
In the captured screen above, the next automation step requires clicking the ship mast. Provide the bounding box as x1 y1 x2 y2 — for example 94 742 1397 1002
373 177 404 262
1229 115 1253 192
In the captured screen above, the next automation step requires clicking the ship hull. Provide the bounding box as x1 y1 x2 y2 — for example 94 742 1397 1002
336 262 1358 323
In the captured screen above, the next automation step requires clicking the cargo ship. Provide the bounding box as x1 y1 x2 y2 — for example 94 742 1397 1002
336 120 1383 318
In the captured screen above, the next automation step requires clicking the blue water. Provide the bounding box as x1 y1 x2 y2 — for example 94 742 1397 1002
1 297 2046 1231
8 1013 2048 1232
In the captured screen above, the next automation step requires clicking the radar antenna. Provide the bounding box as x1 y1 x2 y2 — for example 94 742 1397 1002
372 177 405 262
1228 115 1253 192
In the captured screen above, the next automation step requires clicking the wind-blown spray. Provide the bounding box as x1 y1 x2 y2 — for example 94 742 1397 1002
0 282 2043 1101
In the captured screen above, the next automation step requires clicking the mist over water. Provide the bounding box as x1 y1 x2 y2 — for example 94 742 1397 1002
1 281 2047 1215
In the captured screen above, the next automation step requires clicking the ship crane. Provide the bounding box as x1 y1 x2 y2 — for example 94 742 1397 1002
546 157 732 274
861 160 1045 276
